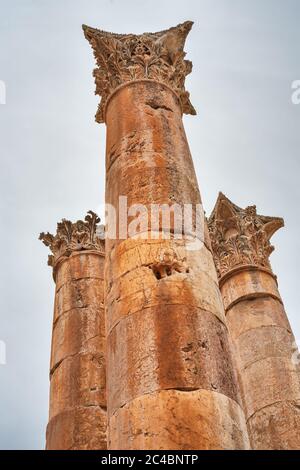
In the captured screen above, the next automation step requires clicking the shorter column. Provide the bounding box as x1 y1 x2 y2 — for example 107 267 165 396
208 193 300 449
40 211 106 450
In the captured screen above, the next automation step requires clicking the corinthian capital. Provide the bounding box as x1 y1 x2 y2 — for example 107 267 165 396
83 21 196 123
39 211 105 267
208 193 284 279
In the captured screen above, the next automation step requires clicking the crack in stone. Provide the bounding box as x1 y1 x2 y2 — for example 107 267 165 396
145 102 174 113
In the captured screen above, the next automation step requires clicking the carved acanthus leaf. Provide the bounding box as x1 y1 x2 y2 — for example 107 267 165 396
83 21 196 123
39 211 105 267
208 193 284 279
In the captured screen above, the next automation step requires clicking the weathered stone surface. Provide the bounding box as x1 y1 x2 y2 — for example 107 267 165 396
108 389 250 450
51 306 105 372
248 400 300 450
235 325 296 370
102 79 248 448
105 80 203 253
49 352 106 419
242 357 300 419
46 406 107 450
55 251 105 291
40 217 107 450
220 267 281 312
106 110 200 215
107 266 225 333
107 306 241 416
226 297 291 340
209 194 300 449
54 278 104 323
107 238 218 284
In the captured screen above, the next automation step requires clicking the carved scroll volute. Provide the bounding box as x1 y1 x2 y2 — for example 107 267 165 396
208 193 284 279
82 21 196 123
39 211 105 268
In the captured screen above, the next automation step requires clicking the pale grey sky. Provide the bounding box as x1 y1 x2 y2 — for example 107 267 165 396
0 0 299 449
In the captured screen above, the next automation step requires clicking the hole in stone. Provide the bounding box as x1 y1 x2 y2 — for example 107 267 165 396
182 343 193 353
154 270 161 280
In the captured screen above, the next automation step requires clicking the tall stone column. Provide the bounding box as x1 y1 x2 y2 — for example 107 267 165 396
208 193 300 449
39 211 106 450
84 23 249 450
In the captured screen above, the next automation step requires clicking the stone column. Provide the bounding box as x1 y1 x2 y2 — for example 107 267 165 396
84 23 249 450
39 211 106 450
208 193 300 449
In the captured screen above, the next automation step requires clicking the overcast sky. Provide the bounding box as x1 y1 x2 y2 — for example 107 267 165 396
0 0 299 449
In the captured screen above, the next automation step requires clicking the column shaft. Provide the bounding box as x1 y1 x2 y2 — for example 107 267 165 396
221 266 300 449
208 194 300 449
40 212 107 450
104 81 249 450
83 22 250 450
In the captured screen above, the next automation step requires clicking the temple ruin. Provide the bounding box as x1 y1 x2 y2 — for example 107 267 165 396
39 21 300 450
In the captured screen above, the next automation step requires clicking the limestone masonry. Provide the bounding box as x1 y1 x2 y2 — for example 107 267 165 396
39 21 300 450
